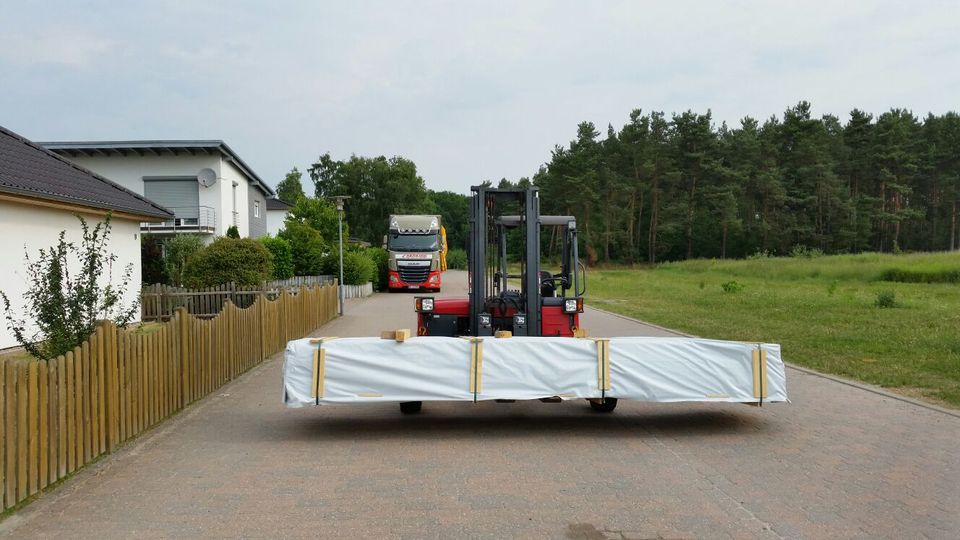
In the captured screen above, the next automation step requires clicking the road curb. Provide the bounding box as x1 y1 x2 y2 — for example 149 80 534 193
586 305 960 419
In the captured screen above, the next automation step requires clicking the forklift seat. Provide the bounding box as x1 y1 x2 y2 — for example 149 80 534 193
539 271 556 297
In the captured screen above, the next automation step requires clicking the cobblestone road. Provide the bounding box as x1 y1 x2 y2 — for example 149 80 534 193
2 272 958 539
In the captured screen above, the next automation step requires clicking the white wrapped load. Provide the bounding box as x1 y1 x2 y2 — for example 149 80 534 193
282 336 787 407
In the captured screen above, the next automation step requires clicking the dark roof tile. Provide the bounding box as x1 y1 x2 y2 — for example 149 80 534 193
266 198 294 210
0 126 172 219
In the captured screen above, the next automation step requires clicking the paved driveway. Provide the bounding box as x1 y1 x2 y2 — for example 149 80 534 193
2 271 958 539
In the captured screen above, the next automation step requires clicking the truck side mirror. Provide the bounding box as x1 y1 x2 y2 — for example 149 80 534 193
382 235 387 249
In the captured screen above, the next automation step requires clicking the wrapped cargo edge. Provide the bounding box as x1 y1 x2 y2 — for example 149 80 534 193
283 336 787 407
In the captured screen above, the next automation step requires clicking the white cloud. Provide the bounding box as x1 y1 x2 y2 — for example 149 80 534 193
0 29 111 68
1 1 959 193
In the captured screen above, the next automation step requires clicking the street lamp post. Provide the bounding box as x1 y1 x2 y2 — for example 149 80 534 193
331 196 350 316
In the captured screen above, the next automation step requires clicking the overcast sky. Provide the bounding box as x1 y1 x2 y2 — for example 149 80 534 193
2 1 958 194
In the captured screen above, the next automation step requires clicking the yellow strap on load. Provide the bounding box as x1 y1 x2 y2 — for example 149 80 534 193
752 347 768 399
594 339 611 392
310 337 335 402
311 347 326 401
465 337 483 397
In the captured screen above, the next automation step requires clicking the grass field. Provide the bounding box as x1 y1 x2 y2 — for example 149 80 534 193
586 251 960 408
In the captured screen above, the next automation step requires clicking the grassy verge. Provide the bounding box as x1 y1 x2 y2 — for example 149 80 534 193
586 251 960 408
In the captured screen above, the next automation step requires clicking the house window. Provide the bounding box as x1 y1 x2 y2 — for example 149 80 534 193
254 201 260 218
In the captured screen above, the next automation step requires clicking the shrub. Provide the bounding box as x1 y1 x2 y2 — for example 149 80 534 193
446 248 468 270
162 234 205 286
141 234 166 285
875 290 897 308
721 280 744 293
365 247 389 290
322 251 376 285
225 225 240 239
278 221 326 276
1 215 138 360
260 236 294 280
827 280 839 296
880 267 960 284
182 237 273 288
790 245 825 258
285 197 345 244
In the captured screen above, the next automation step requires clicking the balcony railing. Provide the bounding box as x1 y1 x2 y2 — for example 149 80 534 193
141 206 217 234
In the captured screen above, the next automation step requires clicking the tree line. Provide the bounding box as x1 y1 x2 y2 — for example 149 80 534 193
534 102 960 263
277 154 471 253
277 101 960 265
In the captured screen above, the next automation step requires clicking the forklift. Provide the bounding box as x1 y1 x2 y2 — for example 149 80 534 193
407 185 614 413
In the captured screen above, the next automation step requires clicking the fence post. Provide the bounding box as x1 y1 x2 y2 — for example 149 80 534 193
258 293 266 362
177 307 189 407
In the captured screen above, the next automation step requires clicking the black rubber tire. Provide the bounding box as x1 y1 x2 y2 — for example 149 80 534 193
399 401 423 414
589 398 618 413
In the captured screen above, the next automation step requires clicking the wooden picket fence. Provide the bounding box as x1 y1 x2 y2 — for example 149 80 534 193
0 282 337 511
140 276 336 321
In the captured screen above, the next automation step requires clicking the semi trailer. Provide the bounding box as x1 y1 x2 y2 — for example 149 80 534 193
386 214 448 292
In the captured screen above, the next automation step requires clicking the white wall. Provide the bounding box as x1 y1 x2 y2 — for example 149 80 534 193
266 209 289 236
60 154 224 234
62 154 271 240
0 200 143 349
219 159 250 237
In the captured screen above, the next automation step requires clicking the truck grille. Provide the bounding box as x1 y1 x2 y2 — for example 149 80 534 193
399 266 431 284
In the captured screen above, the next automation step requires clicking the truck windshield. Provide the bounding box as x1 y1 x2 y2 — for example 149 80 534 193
389 232 439 252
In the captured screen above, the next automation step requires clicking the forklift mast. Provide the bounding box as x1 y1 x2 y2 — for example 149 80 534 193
467 185 583 337
469 186 541 335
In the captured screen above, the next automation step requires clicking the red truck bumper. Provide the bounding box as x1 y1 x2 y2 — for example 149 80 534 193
388 270 442 291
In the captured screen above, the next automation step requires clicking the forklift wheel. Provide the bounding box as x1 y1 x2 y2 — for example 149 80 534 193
399 401 423 414
589 398 618 413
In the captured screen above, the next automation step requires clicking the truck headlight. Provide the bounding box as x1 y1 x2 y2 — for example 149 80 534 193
416 297 434 312
563 298 583 313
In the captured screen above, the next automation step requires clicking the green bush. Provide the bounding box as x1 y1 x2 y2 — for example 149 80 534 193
790 245 825 258
365 247 389 290
720 280 744 293
875 290 897 308
880 267 960 284
446 248 468 270
278 221 326 276
162 234 205 286
183 237 273 287
322 251 376 285
260 236 294 280
285 197 345 245
1 215 137 360
141 234 166 285
225 225 240 239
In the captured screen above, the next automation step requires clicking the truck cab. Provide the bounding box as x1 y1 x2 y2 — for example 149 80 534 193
386 214 447 291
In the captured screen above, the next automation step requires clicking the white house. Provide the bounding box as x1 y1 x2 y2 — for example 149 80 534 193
265 197 294 236
41 140 274 242
0 126 173 349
